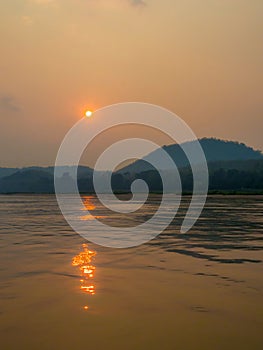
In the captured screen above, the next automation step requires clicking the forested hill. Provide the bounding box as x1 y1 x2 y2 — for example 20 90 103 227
118 138 263 174
0 139 263 193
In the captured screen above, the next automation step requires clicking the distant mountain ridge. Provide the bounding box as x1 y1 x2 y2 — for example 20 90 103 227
117 138 263 174
0 138 263 193
0 169 54 193
0 165 93 179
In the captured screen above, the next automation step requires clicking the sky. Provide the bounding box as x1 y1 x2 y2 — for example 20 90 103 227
0 0 262 167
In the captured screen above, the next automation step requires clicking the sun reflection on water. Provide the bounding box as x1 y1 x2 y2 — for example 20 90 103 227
80 196 104 221
72 243 97 310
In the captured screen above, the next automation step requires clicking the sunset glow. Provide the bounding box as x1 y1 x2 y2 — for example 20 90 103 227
1 1 263 348
85 110 93 118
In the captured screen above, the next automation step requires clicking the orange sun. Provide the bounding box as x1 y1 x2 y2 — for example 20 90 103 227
85 110 93 118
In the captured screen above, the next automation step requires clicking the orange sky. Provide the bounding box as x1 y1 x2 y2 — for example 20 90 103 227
0 0 262 167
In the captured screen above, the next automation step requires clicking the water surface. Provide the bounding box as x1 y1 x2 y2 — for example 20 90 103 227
0 195 262 350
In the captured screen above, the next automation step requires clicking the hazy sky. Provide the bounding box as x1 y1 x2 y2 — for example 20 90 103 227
0 0 262 167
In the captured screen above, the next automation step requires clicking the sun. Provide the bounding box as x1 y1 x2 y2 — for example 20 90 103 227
85 110 93 118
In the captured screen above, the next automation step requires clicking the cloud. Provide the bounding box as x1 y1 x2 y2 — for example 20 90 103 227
130 0 146 6
0 96 21 113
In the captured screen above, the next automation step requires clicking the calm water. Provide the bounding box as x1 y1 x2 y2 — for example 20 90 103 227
0 195 263 350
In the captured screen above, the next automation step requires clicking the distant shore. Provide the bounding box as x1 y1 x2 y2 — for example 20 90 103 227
1 190 263 196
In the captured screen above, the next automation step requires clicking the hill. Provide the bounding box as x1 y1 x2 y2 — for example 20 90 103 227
0 139 263 193
126 159 263 193
118 138 263 174
0 168 19 179
0 169 54 193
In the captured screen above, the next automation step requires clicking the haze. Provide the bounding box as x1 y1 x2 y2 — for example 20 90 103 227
0 0 262 167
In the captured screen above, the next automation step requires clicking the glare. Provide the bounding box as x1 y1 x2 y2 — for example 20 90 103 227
72 244 96 297
85 110 93 118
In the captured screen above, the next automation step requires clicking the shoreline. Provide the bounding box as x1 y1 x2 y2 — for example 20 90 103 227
1 191 263 196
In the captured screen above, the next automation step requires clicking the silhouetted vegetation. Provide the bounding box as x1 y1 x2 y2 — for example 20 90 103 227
0 139 263 194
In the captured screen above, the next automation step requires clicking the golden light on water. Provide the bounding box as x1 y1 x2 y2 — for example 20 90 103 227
72 244 97 309
80 197 105 221
82 197 96 211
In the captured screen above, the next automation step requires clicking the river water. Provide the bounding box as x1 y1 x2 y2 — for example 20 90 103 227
0 195 262 350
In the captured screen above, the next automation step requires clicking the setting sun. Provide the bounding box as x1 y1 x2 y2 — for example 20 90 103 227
85 110 93 118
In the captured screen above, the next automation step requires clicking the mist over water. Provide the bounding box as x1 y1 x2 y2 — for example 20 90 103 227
0 195 262 349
